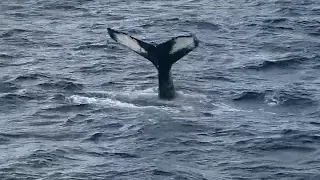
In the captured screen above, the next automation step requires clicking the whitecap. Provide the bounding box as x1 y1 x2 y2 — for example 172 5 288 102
68 95 138 109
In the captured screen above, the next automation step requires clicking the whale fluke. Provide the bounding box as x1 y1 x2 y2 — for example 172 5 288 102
107 28 199 100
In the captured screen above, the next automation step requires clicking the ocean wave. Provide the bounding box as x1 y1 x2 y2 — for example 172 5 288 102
180 139 212 146
0 53 14 59
233 91 265 101
85 149 139 159
204 102 247 116
41 104 91 113
1 4 25 11
243 55 312 70
185 20 221 31
275 7 302 16
64 113 91 126
84 132 103 142
311 6 320 12
0 89 47 112
0 130 84 143
38 1 88 12
140 19 220 32
152 169 208 180
138 15 179 26
106 13 128 22
297 19 320 37
38 80 83 91
197 70 236 83
262 18 288 24
308 29 320 37
22 148 78 169
0 93 34 105
74 43 109 51
0 135 11 144
28 119 64 127
0 132 26 139
233 89 317 107
0 28 29 38
0 58 37 67
152 169 174 176
32 111 65 120
309 121 320 126
12 73 50 82
3 35 38 47
0 81 20 93
235 129 319 153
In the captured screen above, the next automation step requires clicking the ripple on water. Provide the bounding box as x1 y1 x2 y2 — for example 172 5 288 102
0 81 20 93
233 89 318 108
41 104 92 113
37 80 84 91
243 55 314 71
0 28 29 38
234 129 319 154
12 73 51 82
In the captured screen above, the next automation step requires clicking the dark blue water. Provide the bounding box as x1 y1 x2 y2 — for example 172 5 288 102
1 0 320 179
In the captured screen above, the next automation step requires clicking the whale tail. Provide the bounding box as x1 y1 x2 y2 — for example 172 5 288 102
107 28 198 69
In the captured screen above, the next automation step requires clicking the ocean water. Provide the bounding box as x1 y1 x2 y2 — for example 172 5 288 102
1 0 320 179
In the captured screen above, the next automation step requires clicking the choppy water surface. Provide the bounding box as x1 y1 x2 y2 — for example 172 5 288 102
1 0 320 179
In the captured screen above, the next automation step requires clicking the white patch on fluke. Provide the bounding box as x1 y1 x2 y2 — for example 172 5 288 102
169 36 196 54
113 33 147 54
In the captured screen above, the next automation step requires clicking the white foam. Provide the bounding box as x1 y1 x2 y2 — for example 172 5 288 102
67 95 180 112
68 95 138 109
264 93 281 106
210 102 247 115
89 87 157 98
127 87 158 100
73 88 210 114
175 90 208 100
88 88 207 103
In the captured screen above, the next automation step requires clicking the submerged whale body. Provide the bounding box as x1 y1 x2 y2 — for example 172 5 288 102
107 28 199 100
